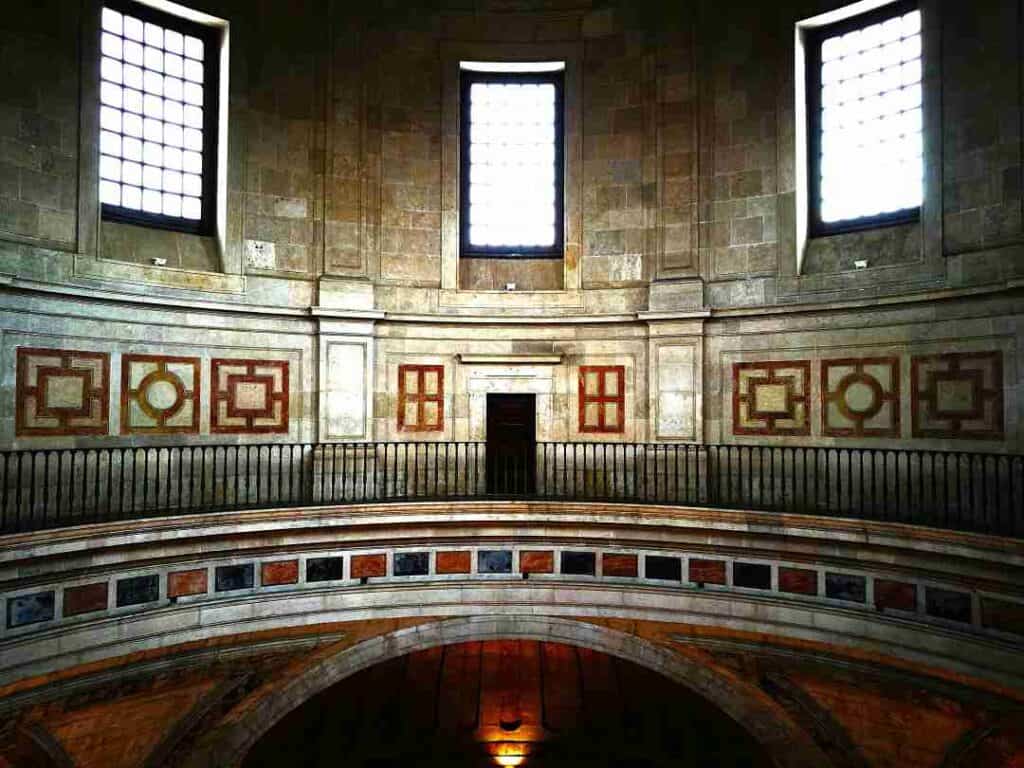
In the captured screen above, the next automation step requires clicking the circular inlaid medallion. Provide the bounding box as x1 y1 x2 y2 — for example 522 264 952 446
836 372 883 419
145 379 180 411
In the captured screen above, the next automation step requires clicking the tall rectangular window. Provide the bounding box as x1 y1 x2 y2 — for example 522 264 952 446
98 1 219 234
460 62 564 258
807 2 922 235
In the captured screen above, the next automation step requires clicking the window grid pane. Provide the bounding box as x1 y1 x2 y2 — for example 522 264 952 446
816 7 922 225
99 5 207 223
466 79 559 249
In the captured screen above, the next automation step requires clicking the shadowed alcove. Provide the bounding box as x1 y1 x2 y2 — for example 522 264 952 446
241 640 771 768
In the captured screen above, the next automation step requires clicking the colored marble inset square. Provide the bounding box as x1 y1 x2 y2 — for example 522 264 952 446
925 587 972 623
646 555 682 581
168 569 208 598
307 556 344 582
825 572 866 603
911 351 1003 439
398 364 445 432
351 554 386 579
64 583 109 616
733 361 811 436
16 347 110 436
6 591 55 628
578 365 626 434
981 598 1024 636
602 553 638 578
778 567 817 596
688 558 726 585
117 575 159 607
561 551 596 576
520 551 554 574
874 579 916 612
394 552 429 576
436 551 471 574
822 357 900 438
262 560 299 586
733 562 771 590
478 550 512 574
121 354 200 435
215 564 254 592
210 359 289 434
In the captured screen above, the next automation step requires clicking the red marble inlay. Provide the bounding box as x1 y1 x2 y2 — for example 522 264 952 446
688 559 727 585
602 553 638 577
732 360 811 436
520 551 554 574
351 554 387 579
397 364 445 432
64 582 108 616
436 551 471 574
210 358 289 434
911 351 1004 440
874 579 917 612
578 365 626 434
778 567 817 595
120 354 201 435
16 347 110 436
261 560 299 586
168 569 208 598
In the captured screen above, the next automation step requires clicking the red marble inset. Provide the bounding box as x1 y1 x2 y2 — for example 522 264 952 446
16 347 110 436
262 560 299 586
874 579 917 612
168 569 208 598
436 551 471 574
520 551 554 574
351 554 386 579
778 567 817 595
602 553 638 577
911 351 1004 440
210 359 289 434
64 582 108 616
688 559 727 585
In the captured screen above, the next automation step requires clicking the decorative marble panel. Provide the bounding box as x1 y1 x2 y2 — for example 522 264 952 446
911 352 1004 439
210 359 289 434
579 365 625 434
732 361 811 436
324 341 367 439
120 354 200 435
821 357 900 438
398 364 444 432
16 347 110 436
656 345 695 439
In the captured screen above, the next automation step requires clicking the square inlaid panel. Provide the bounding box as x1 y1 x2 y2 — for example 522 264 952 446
911 352 1003 439
16 347 110 436
579 365 625 433
210 359 289 434
732 361 811 436
397 364 444 432
821 357 900 438
121 354 200 434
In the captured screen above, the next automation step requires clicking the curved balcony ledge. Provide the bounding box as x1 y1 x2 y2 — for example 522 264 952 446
0 500 1022 698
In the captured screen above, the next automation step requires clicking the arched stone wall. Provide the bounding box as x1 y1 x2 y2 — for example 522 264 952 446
182 615 835 768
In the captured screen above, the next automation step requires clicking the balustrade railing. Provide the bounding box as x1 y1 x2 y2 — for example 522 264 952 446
0 441 1021 537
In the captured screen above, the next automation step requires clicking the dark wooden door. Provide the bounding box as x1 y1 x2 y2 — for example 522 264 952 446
486 393 536 494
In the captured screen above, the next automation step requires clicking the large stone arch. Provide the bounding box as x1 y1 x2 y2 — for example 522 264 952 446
183 614 835 768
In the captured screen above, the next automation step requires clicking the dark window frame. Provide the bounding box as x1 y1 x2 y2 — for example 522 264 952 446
459 68 565 259
805 0 920 238
99 0 221 236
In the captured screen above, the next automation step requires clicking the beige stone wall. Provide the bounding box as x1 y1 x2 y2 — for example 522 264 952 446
0 0 1022 453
